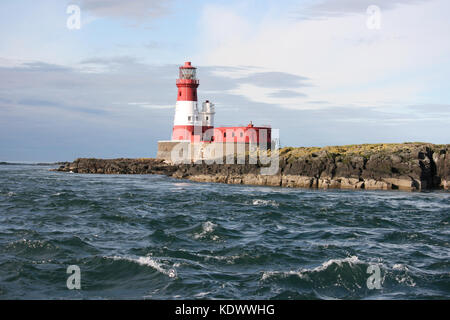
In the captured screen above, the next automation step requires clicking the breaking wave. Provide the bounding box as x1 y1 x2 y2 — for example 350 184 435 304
107 256 177 278
193 221 219 240
261 256 362 281
251 199 279 207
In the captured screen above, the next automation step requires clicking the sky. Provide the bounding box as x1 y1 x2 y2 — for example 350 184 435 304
0 0 449 161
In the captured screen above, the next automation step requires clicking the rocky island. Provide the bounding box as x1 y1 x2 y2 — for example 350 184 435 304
54 143 449 191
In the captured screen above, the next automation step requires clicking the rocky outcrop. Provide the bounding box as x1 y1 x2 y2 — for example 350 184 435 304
53 158 178 175
54 143 450 191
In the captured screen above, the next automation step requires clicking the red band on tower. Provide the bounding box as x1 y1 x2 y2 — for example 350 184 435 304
176 62 199 101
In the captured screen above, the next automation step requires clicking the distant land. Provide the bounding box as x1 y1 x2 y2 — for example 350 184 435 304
0 162 66 166
53 142 449 192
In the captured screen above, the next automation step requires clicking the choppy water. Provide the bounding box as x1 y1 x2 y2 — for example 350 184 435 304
0 164 449 299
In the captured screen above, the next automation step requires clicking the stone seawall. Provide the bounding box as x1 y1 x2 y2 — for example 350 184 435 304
54 143 450 191
156 140 263 162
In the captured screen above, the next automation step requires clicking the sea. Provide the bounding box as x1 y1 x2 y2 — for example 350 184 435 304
0 164 449 299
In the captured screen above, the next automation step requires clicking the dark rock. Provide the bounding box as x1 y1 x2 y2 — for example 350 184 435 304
51 143 450 191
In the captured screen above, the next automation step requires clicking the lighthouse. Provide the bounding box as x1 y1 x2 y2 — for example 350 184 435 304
171 61 203 142
157 61 272 162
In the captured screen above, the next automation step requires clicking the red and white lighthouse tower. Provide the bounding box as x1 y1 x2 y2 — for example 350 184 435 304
171 62 202 142
157 61 273 161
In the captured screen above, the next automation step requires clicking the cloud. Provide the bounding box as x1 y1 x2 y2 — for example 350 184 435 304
237 72 310 89
186 65 311 103
127 102 173 109
268 90 307 98
407 104 450 115
198 0 450 110
79 0 172 21
0 97 13 104
18 98 61 107
20 62 72 72
295 0 431 19
80 56 139 66
0 58 176 116
0 58 178 161
16 98 108 115
3 58 311 119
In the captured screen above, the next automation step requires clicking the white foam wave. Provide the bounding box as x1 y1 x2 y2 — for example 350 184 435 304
252 199 279 207
7 238 53 250
261 256 361 280
392 263 415 287
108 256 177 278
393 263 409 271
395 274 416 287
194 221 218 240
198 253 243 264
261 270 306 281
315 256 361 272
194 291 211 298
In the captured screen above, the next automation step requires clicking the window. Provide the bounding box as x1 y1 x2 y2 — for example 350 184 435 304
224 132 226 137
179 91 181 96
232 132 235 137
196 116 198 121
188 116 191 121
206 116 209 121
240 132 243 137
180 68 196 79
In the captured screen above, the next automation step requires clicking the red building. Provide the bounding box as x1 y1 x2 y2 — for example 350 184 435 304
212 123 271 145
